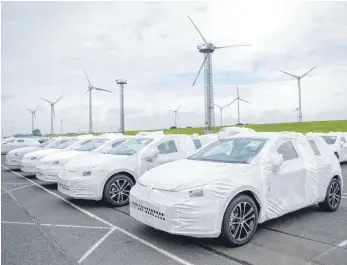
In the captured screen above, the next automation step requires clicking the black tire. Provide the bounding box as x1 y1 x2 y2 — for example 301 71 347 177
221 194 259 246
103 174 134 207
319 178 341 212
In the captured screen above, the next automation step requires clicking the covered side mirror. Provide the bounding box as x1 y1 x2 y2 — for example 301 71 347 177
144 149 159 162
269 153 284 172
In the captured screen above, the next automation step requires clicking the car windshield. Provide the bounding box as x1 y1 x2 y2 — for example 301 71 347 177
107 138 153 156
76 139 108 151
320 136 337 145
2 139 14 144
188 138 266 164
38 141 51 147
56 139 78 149
45 139 68 148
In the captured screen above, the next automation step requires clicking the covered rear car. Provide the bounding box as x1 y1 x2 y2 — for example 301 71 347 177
130 132 342 246
1 138 40 155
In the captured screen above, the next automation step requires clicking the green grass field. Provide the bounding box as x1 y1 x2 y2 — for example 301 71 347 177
124 120 347 135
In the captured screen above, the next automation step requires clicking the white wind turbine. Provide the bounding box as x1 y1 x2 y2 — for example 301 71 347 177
280 66 316 122
41 96 64 136
188 16 251 134
82 67 112 133
169 105 180 128
230 85 250 125
215 99 236 126
26 105 39 133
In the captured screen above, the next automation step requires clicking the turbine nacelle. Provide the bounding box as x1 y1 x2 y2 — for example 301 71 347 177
197 43 215 53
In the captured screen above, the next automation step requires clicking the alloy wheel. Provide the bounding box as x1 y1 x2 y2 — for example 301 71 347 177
328 181 341 209
109 178 131 204
229 202 256 242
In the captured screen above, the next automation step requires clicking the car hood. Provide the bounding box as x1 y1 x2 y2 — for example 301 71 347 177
138 159 251 191
8 146 43 155
65 153 132 170
25 148 61 158
41 150 84 163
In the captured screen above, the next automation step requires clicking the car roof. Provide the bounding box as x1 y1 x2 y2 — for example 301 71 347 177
222 131 303 140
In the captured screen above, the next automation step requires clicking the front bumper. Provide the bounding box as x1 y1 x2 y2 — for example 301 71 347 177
5 156 21 169
130 184 220 238
20 160 38 173
57 170 102 200
36 163 61 183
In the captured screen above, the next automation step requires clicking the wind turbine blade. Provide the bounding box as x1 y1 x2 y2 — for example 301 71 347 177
300 66 316 78
215 44 252 49
280 70 298 79
81 88 90 100
236 85 239 98
41 97 53 104
188 16 208 44
94 87 112 93
240 98 251 104
214 104 221 109
168 110 175 112
26 108 33 113
176 105 181 111
34 104 39 112
54 95 64 104
82 66 92 86
193 55 207 86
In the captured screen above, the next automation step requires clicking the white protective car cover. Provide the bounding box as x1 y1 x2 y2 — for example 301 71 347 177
218 126 255 138
130 132 342 238
1 138 40 154
136 130 164 136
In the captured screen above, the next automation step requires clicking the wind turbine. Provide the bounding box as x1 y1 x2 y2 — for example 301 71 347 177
41 96 64 136
82 67 112 133
215 99 236 126
26 105 39 133
188 16 251 134
230 85 250 125
280 66 316 122
115 79 127 134
169 105 180 128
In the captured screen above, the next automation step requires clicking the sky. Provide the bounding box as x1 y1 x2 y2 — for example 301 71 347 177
1 0 347 136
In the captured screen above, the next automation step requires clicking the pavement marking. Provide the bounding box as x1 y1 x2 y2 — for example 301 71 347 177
78 227 116 264
307 239 347 264
2 165 196 265
7 183 35 192
1 182 31 185
1 221 111 230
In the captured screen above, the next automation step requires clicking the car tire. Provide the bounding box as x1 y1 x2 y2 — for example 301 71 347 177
221 194 259 246
103 174 134 207
319 178 341 212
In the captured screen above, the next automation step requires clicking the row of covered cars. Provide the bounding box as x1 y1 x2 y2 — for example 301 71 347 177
3 128 346 246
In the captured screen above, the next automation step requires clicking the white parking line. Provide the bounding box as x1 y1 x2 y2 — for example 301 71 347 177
8 184 35 192
2 165 195 265
307 239 347 264
1 221 111 229
2 182 31 185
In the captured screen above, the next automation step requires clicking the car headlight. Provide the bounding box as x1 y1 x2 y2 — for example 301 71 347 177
82 171 91 176
189 189 204 198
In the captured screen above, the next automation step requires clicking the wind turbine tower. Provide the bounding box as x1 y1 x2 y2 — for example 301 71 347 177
115 79 127 134
188 16 251 134
26 105 39 133
41 96 64 136
82 67 112 133
232 85 250 125
280 66 316 122
169 106 180 128
215 100 236 126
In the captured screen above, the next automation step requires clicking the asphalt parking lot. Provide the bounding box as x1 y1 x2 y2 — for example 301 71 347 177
1 155 347 265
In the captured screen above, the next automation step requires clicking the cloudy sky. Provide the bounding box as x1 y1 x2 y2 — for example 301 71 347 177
1 0 347 136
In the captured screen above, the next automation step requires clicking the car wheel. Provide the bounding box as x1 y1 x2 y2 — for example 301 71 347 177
319 178 341 212
221 194 259 246
103 174 134 207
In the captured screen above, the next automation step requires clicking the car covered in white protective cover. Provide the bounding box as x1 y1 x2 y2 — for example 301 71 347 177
218 126 255 138
309 132 347 162
21 137 92 174
5 139 56 170
36 135 132 183
130 132 342 246
57 134 198 206
1 137 40 155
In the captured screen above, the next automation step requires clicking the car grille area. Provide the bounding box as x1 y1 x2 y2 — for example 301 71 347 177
131 202 165 220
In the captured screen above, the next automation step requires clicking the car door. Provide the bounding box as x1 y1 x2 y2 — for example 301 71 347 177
265 140 307 219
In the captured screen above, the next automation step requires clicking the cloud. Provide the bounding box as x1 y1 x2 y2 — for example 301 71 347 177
1 0 347 135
